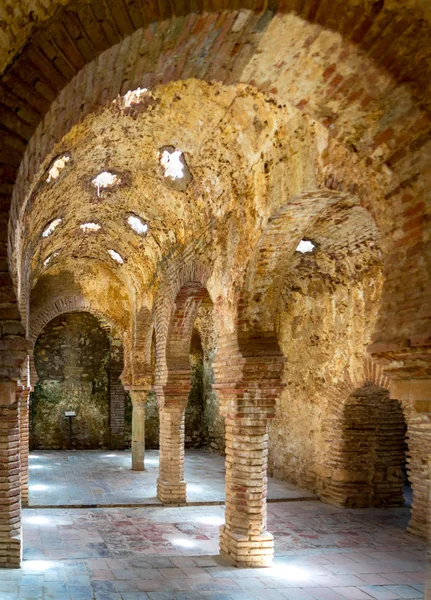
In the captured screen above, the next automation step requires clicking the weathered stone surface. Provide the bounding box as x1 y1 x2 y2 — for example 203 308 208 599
0 0 430 569
31 312 126 450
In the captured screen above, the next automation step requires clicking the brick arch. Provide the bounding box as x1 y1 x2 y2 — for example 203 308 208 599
303 361 428 539
29 295 125 388
321 383 408 509
153 257 212 397
30 295 123 343
158 280 212 409
2 0 431 89
2 1 430 198
7 8 430 293
243 190 347 332
10 9 429 252
30 299 130 449
0 2 429 389
363 355 391 390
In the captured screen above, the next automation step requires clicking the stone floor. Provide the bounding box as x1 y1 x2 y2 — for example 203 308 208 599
1 502 425 600
28 450 315 507
3 450 425 599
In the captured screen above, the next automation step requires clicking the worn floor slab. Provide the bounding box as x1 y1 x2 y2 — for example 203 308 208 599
1 500 425 600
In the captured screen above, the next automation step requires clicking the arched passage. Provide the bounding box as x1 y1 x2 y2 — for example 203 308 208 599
0 0 429 576
31 309 128 450
32 312 112 450
265 196 430 539
156 280 214 504
322 385 408 508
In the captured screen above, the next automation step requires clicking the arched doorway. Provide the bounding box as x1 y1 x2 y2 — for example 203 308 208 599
32 312 115 450
156 280 221 504
323 385 408 509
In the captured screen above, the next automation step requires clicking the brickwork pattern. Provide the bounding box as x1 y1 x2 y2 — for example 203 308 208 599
0 391 21 568
157 280 210 504
0 0 430 570
214 331 286 566
109 341 126 450
18 389 29 506
322 386 407 508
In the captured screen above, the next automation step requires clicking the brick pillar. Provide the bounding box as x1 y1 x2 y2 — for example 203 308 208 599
0 381 21 568
157 406 187 503
220 415 274 567
18 389 30 506
157 370 190 504
129 389 148 471
214 333 285 567
390 378 431 537
391 379 431 598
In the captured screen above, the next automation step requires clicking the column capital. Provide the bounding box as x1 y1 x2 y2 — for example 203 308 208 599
0 381 17 406
128 388 150 405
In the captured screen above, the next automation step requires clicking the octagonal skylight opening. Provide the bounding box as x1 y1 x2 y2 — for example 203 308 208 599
126 214 148 236
160 148 185 180
44 251 59 267
92 171 121 196
158 146 192 192
42 218 62 238
46 155 70 183
296 240 315 253
80 222 101 233
108 249 124 264
123 87 149 108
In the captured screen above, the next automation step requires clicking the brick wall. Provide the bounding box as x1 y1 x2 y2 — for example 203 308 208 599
109 339 126 450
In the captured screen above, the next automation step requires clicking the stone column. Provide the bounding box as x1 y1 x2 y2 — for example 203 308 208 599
0 381 22 568
129 389 148 471
18 388 30 506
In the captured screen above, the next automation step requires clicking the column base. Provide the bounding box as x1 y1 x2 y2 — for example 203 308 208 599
21 487 28 507
219 525 274 567
157 478 186 504
0 534 21 569
131 441 145 471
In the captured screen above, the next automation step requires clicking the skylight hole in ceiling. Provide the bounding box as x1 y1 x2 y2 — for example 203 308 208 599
123 87 149 108
46 155 70 183
160 149 185 180
296 240 315 253
80 222 101 233
158 145 192 192
92 171 121 197
126 214 148 236
108 249 124 264
42 218 62 238
44 252 59 267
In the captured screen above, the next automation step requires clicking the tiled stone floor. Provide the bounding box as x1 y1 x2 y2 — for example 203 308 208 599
2 502 426 600
5 450 425 599
28 450 315 507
